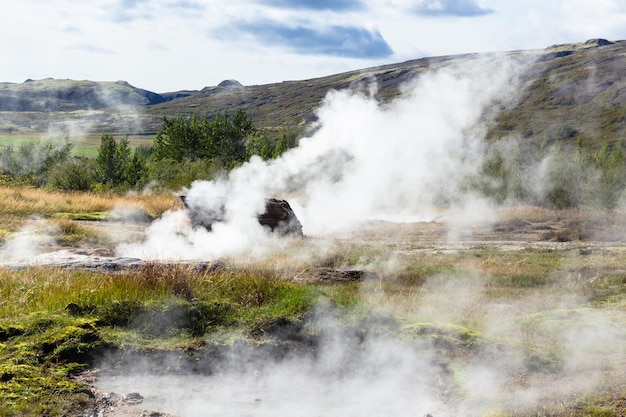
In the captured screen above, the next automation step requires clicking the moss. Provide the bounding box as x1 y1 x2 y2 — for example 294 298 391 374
0 317 98 416
402 322 483 350
0 364 94 417
0 325 25 342
52 211 109 221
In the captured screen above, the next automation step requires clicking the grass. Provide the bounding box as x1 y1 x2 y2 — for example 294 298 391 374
479 248 564 287
0 187 173 217
0 187 174 243
0 134 156 158
0 265 336 416
69 133 156 157
0 189 625 415
0 136 41 147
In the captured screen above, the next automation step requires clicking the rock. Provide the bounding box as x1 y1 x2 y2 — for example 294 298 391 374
217 79 243 87
122 392 144 405
0 249 226 272
176 196 303 236
258 198 303 236
292 268 377 284
584 38 613 47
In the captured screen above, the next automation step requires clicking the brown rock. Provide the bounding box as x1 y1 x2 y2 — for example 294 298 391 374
176 196 303 236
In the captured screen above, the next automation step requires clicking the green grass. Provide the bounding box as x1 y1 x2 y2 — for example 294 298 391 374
0 314 100 416
0 265 337 415
0 134 155 158
477 249 564 287
403 322 483 349
0 136 42 147
0 257 624 416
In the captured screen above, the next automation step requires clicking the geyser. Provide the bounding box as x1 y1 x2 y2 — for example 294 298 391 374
117 54 526 261
95 53 626 417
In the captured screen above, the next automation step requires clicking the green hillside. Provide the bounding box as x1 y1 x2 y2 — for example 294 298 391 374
0 38 625 149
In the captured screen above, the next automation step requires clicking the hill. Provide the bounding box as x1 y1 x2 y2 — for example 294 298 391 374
1 38 626 148
0 79 166 112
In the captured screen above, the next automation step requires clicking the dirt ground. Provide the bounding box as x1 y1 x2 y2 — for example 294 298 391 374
9 206 626 271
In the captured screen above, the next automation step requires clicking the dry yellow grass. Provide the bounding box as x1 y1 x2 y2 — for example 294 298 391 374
498 205 626 224
0 187 174 218
0 187 176 241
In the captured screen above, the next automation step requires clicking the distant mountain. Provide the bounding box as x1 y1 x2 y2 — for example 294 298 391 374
1 38 626 149
0 79 167 112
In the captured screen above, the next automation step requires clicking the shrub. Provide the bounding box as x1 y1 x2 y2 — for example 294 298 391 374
48 157 95 191
153 109 255 168
146 157 222 191
0 137 73 187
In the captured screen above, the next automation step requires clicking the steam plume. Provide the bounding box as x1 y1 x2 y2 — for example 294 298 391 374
103 54 626 417
0 218 57 263
118 55 527 260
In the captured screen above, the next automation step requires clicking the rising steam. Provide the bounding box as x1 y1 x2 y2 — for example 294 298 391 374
96 284 626 417
118 55 527 260
0 218 57 263
102 54 626 417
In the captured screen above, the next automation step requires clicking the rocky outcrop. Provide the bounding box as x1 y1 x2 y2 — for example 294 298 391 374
176 196 303 236
584 38 614 47
217 79 243 87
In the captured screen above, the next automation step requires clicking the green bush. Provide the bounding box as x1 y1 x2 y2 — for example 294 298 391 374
146 157 222 191
0 137 73 188
48 157 95 191
477 138 626 209
153 109 254 167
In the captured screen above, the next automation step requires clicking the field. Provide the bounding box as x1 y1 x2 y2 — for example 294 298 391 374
0 188 626 416
0 134 155 157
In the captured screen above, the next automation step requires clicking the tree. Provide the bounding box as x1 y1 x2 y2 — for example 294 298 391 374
125 151 147 189
543 144 586 209
0 137 73 187
273 129 299 158
591 139 626 209
95 134 131 187
48 157 95 191
152 109 257 168
153 115 209 162
245 132 273 160
208 109 253 166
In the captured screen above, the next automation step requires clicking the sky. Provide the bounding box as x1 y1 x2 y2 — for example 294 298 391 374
2 0 626 93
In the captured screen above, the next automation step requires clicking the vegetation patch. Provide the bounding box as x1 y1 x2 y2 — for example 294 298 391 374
52 212 109 221
403 322 483 350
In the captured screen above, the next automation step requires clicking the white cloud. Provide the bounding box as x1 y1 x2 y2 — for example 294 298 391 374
413 0 493 17
1 0 625 91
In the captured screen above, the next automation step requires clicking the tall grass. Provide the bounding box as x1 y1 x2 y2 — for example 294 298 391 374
0 265 317 327
0 186 174 218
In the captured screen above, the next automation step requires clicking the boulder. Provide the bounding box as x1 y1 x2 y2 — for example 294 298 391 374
217 79 243 87
176 196 303 236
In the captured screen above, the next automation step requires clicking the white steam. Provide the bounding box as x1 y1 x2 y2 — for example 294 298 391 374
71 54 626 417
118 55 527 260
98 328 445 417
96 288 626 417
0 218 57 263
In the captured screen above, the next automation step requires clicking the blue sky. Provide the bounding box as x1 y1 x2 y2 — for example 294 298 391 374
2 0 626 92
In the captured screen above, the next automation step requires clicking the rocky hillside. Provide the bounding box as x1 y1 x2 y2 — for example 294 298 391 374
0 79 166 112
488 38 626 147
1 38 625 148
